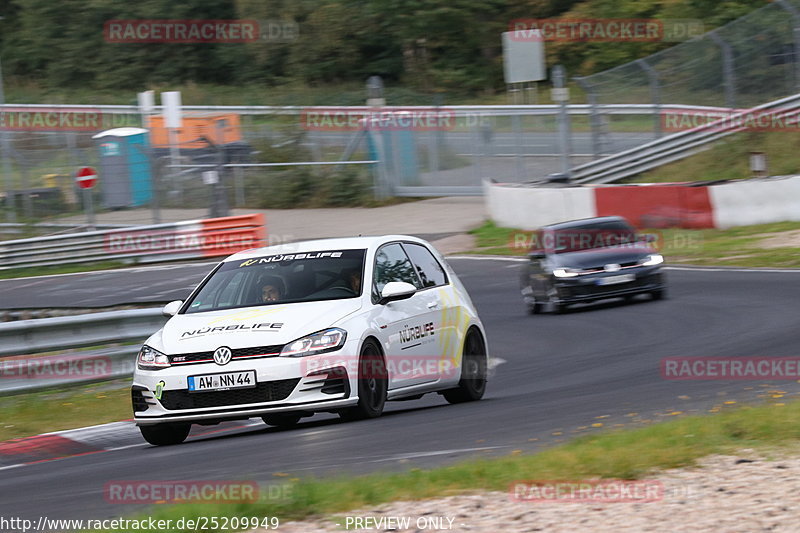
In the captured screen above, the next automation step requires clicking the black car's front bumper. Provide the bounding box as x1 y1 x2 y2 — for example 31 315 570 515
552 267 664 305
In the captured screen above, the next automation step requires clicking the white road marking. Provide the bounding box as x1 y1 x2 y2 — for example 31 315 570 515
371 446 506 462
488 357 507 370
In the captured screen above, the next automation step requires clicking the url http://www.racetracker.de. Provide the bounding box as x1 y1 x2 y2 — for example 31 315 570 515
0 515 280 532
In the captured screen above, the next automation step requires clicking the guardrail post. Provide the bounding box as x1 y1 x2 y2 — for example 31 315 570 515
574 77 602 159
777 0 800 92
552 65 573 176
637 59 662 140
708 32 737 109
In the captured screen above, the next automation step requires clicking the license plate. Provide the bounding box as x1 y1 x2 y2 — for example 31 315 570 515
188 370 256 392
596 274 635 286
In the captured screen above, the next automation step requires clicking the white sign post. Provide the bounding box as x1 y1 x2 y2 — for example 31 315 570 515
137 90 155 129
162 91 183 168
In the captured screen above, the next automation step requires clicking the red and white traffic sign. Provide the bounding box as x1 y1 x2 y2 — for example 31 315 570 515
75 166 98 189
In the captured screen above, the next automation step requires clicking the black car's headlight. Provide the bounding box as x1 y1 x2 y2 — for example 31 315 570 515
280 328 347 357
640 254 664 266
552 267 586 278
137 345 171 370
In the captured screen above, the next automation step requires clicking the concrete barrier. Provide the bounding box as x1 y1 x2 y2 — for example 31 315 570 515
483 181 596 230
709 175 800 229
486 176 800 230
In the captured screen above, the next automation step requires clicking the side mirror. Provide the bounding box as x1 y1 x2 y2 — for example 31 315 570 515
379 282 417 305
162 300 183 317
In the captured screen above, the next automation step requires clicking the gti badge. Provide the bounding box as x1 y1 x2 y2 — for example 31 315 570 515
213 346 232 366
604 263 621 272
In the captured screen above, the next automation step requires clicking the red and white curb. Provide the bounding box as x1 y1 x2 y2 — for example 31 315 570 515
0 419 262 470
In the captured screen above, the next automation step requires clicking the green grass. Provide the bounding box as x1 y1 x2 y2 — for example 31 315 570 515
630 131 800 183
88 397 800 531
0 381 132 440
470 220 800 268
0 260 130 280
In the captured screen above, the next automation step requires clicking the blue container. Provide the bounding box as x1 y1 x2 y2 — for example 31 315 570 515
93 127 153 208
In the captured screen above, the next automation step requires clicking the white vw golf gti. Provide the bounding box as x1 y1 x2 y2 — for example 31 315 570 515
132 236 489 445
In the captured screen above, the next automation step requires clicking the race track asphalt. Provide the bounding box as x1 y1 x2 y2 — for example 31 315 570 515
1 258 798 522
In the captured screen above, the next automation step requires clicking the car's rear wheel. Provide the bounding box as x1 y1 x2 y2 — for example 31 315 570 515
139 423 191 446
443 329 487 404
339 340 387 421
262 414 302 428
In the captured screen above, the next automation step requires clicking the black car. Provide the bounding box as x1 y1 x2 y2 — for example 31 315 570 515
520 216 666 314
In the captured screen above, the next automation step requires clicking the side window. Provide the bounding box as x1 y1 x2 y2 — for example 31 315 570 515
402 243 447 288
372 243 421 300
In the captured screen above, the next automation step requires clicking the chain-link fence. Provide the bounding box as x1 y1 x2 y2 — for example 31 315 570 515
575 0 800 155
0 107 616 229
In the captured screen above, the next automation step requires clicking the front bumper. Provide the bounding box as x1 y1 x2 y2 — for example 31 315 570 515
132 349 358 426
553 267 664 305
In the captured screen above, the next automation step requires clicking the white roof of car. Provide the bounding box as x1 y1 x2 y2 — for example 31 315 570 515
224 235 426 262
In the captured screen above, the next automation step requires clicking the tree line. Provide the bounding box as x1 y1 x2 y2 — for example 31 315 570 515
0 0 769 94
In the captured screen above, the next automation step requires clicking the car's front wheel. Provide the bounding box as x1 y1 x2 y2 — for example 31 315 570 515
546 286 566 314
443 329 487 404
139 423 191 446
339 340 387 421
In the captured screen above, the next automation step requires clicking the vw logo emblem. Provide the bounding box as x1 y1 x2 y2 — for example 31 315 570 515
604 263 621 273
213 346 232 366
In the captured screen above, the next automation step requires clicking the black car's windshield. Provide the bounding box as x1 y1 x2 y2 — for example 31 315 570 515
552 222 638 254
184 249 366 313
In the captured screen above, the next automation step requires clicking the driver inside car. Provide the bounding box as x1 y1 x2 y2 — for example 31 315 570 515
258 275 285 303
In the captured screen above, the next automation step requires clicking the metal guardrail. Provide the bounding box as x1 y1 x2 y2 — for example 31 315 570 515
0 103 732 117
0 214 265 270
569 93 800 184
0 308 167 394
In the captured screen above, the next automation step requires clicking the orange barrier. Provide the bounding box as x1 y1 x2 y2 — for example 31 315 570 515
103 213 266 259
594 184 714 229
199 213 267 257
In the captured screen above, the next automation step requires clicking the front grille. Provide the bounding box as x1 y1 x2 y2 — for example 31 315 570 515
169 344 284 365
159 378 300 410
581 260 641 273
561 275 658 298
131 386 151 412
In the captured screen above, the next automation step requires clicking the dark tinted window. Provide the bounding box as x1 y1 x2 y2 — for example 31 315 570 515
550 221 637 253
185 249 366 313
402 243 447 288
373 243 420 299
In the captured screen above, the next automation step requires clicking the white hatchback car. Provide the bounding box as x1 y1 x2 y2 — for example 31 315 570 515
132 236 489 445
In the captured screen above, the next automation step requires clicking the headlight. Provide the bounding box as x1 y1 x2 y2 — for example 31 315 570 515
280 328 347 357
137 345 170 370
641 254 664 266
553 267 584 278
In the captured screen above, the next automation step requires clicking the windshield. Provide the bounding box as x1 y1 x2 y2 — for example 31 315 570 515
551 222 638 254
184 249 366 313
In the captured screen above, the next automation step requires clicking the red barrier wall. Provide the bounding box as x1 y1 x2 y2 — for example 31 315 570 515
594 185 714 229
